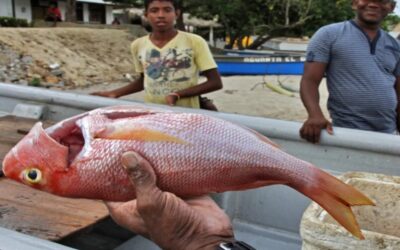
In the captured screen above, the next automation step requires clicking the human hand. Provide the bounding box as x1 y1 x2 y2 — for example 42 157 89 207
300 115 333 143
166 93 180 106
91 91 118 98
105 152 234 250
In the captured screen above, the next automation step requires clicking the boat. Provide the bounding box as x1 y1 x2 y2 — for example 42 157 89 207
214 54 305 76
222 48 306 57
0 82 399 249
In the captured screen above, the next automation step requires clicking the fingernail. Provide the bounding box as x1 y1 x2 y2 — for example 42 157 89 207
122 152 139 171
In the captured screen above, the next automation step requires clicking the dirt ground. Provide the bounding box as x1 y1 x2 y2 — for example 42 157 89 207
0 27 329 122
72 75 330 122
0 27 139 86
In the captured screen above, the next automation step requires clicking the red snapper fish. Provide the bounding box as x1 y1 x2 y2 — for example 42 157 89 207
2 105 373 239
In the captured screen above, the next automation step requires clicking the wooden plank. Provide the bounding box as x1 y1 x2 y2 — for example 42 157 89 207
0 115 54 174
0 116 110 242
0 142 14 177
0 179 109 241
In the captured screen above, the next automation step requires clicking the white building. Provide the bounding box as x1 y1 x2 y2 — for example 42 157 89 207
0 0 114 25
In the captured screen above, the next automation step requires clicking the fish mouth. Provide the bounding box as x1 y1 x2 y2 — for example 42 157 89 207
46 120 85 165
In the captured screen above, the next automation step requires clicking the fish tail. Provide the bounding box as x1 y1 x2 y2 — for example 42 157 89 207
294 167 375 240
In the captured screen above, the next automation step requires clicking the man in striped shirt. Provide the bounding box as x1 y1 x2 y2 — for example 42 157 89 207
300 0 400 143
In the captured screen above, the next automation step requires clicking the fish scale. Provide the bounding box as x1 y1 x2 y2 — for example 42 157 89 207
2 105 375 239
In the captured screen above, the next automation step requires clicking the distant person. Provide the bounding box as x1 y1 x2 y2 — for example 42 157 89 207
112 17 121 25
92 0 222 111
45 2 62 27
300 0 400 143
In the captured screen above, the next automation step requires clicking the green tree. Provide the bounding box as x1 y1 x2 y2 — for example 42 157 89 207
175 0 200 31
247 0 314 49
187 0 263 49
200 0 353 49
301 0 353 37
127 0 393 50
382 14 400 31
186 0 314 49
111 0 139 4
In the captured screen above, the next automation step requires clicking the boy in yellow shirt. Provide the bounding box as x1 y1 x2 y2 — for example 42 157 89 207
93 0 223 110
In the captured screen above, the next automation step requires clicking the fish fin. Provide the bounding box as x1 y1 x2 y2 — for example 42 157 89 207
242 126 280 148
316 170 375 206
309 189 365 239
297 168 374 239
95 127 188 144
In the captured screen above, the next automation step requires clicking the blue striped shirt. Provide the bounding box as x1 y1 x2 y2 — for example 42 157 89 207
306 20 400 133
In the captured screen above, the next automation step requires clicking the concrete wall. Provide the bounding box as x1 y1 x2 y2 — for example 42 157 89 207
105 5 113 24
15 0 31 21
0 0 31 21
83 3 114 24
48 0 106 24
58 1 66 21
83 3 89 23
0 0 13 17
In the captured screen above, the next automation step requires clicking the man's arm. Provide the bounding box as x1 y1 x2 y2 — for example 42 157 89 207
166 68 222 104
396 76 400 132
299 62 333 143
92 74 144 98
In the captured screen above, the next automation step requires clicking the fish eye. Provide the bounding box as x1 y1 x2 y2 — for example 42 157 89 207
23 168 42 184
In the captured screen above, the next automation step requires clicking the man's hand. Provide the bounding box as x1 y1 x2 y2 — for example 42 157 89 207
105 152 234 250
300 115 333 144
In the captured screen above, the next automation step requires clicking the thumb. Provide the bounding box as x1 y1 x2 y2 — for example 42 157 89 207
121 152 157 195
326 122 334 135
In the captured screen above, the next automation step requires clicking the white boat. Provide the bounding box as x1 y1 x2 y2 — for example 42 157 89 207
0 82 398 250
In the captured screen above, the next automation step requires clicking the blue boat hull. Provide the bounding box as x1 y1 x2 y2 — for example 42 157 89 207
216 61 304 75
214 54 305 75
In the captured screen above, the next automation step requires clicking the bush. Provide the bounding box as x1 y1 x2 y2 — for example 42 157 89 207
29 77 41 87
0 17 29 27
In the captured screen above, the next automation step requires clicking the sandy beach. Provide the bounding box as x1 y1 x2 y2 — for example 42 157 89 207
72 75 330 123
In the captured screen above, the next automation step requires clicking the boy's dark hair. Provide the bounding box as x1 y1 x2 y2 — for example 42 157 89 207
144 0 179 10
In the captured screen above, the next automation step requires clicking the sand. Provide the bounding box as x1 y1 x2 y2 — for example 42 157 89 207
0 28 137 86
72 75 330 122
